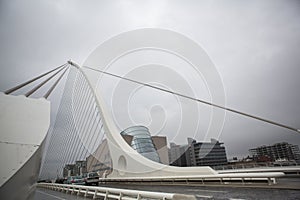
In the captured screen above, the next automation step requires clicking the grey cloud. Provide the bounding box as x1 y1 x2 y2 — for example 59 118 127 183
1 0 299 160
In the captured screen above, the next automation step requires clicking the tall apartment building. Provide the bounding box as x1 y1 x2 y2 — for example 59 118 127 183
249 142 300 163
168 143 190 167
74 160 87 176
63 160 87 177
63 164 75 177
169 138 227 167
189 138 228 166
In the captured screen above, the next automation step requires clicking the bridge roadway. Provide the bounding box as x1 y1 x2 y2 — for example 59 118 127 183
31 178 300 200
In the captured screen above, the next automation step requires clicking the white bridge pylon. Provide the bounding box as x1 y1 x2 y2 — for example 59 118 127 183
68 61 286 182
68 60 218 178
67 28 293 180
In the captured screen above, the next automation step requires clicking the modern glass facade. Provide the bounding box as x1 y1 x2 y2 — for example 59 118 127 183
169 138 228 167
120 126 161 163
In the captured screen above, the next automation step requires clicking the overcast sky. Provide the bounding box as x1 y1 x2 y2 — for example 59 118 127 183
1 0 300 159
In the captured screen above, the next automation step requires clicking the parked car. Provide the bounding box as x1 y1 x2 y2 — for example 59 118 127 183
64 176 85 185
55 178 65 184
84 172 99 186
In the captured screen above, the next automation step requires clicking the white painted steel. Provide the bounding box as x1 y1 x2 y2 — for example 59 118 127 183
80 30 223 178
68 60 217 179
0 93 50 199
38 183 196 200
217 166 300 174
99 172 284 180
67 60 287 184
67 61 287 186
0 93 50 186
98 172 283 185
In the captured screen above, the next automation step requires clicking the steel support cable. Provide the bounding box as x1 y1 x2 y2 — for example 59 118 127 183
77 102 96 162
92 113 105 151
83 65 300 134
56 73 77 174
89 106 106 153
58 104 75 174
95 120 105 152
48 93 71 175
39 126 54 178
84 109 105 170
44 67 69 99
84 110 102 158
68 78 93 164
63 73 88 165
42 94 67 175
43 67 75 177
67 62 115 171
93 122 110 168
42 128 62 178
78 97 102 162
60 69 86 169
80 98 103 162
43 108 66 177
71 70 106 171
56 99 71 175
42 84 70 164
84 113 104 169
55 100 70 174
83 106 99 152
82 116 102 172
60 71 83 163
59 69 85 167
74 87 98 162
66 75 93 165
25 65 68 97
72 106 94 164
74 70 106 169
63 104 85 167
60 87 87 171
40 68 74 178
41 128 58 178
43 67 73 176
75 89 96 161
64 95 85 166
58 93 74 171
89 123 105 171
4 63 67 95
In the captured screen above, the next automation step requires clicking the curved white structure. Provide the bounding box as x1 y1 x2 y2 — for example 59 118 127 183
67 29 287 181
67 62 285 182
0 93 50 199
68 29 223 178
69 63 218 178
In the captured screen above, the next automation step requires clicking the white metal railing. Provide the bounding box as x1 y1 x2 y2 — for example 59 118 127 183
37 183 196 200
216 166 300 174
213 163 300 170
98 172 284 185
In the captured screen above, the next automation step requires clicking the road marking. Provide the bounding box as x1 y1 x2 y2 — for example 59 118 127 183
229 198 246 200
195 194 213 199
36 190 66 200
187 189 227 193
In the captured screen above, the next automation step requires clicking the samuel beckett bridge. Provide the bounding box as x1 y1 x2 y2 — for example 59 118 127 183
1 60 300 200
1 29 300 200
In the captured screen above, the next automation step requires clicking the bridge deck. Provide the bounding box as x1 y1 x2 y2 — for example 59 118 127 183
32 178 300 200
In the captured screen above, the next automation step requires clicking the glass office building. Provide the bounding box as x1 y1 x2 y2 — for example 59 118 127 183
120 126 161 163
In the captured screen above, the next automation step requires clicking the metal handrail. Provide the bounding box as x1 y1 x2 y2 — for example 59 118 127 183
37 183 196 200
98 172 284 181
